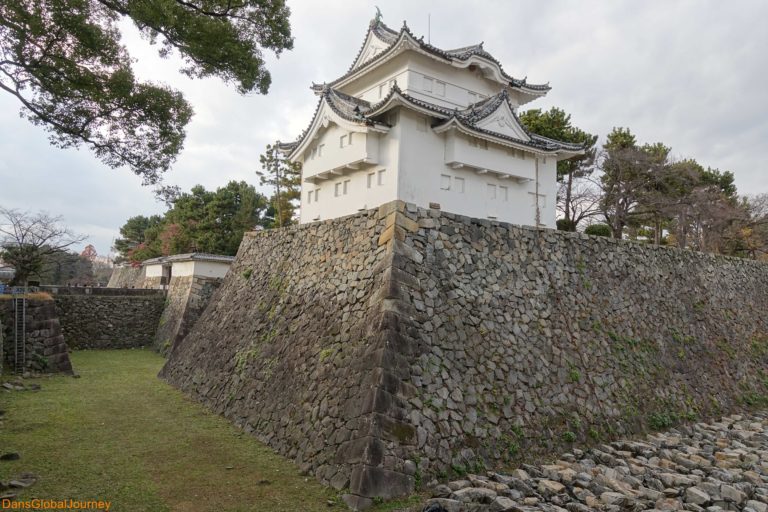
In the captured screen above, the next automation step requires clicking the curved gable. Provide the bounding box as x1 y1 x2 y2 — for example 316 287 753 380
473 98 531 141
350 24 398 71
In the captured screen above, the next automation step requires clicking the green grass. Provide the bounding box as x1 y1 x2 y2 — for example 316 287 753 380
0 350 421 511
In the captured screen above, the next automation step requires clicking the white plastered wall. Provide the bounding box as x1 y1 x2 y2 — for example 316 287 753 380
144 263 164 278
342 53 517 111
397 109 557 228
299 118 402 223
169 260 230 279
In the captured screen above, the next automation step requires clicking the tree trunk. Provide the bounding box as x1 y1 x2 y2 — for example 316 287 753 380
565 171 574 230
275 166 283 228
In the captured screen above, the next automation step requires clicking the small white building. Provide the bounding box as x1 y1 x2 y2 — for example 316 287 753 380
0 265 14 284
142 253 234 287
280 15 583 228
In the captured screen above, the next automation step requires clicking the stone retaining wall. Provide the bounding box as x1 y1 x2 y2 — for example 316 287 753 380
54 294 166 349
154 275 223 354
41 286 160 296
106 266 145 288
0 298 73 374
161 201 768 509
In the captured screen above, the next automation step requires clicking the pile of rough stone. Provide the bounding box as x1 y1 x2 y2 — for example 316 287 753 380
0 452 37 501
2 379 41 392
422 413 768 512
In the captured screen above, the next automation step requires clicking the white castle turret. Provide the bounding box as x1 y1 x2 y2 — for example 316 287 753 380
280 14 583 227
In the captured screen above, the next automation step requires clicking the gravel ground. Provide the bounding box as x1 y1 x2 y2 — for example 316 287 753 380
420 412 768 512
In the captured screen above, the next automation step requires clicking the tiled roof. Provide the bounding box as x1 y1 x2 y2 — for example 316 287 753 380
278 87 394 158
282 84 583 158
142 253 235 266
324 89 374 121
371 86 584 153
326 19 550 93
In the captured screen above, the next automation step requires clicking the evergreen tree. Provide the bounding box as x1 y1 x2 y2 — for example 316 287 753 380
114 181 269 262
0 0 294 182
257 142 301 227
519 108 597 230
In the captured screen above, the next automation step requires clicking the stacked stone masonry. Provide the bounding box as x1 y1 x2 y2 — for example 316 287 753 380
106 266 145 288
154 275 224 354
161 201 768 508
54 293 166 349
0 298 73 374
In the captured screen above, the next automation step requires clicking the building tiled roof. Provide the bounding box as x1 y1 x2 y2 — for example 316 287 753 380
142 253 235 266
281 83 583 159
277 88 387 155
325 19 550 94
374 86 584 154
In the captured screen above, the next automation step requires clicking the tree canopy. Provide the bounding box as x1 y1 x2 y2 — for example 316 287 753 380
0 0 294 183
257 142 301 227
114 180 270 262
520 107 597 230
518 112 766 259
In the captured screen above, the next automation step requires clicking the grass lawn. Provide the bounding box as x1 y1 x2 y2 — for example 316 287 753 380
0 350 423 512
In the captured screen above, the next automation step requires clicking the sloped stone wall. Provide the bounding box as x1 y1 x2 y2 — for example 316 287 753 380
0 298 73 374
160 207 417 506
54 294 166 349
161 201 768 509
154 275 224 354
106 266 145 288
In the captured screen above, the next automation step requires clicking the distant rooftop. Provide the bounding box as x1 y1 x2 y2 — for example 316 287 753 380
142 253 236 266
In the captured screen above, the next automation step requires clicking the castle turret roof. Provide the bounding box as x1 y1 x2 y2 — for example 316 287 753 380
314 19 550 98
280 85 583 159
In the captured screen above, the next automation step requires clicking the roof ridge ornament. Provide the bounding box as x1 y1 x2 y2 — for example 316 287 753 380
371 6 382 26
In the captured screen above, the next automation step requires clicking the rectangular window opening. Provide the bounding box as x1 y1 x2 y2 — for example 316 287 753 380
377 169 385 186
455 177 465 193
487 184 497 199
435 81 446 96
440 174 451 191
367 172 375 189
307 190 313 203
335 182 342 197
423 76 434 93
343 179 350 195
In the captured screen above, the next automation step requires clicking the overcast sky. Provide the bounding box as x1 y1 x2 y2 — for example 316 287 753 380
1 0 766 256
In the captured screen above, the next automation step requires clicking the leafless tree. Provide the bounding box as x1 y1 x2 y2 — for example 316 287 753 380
558 179 602 229
0 207 86 285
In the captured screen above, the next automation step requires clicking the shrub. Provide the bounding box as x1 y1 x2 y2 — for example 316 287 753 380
556 218 577 231
648 412 676 430
584 224 612 237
